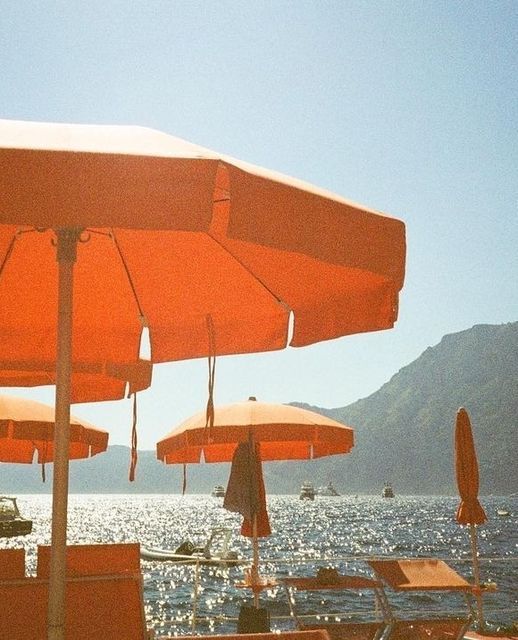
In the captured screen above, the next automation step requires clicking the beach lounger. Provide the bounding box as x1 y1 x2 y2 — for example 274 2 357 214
0 542 151 639
367 559 472 640
0 547 25 579
282 570 391 640
0 573 150 639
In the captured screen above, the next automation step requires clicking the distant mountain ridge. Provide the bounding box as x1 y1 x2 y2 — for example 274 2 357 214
295 321 518 495
1 322 516 495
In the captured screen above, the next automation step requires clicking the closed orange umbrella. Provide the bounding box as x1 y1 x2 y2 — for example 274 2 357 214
454 407 487 630
0 119 404 640
158 397 354 603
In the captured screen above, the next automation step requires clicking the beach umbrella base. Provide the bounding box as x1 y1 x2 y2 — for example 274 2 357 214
237 605 270 634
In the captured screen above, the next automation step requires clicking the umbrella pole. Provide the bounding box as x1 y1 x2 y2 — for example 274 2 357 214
469 523 485 631
252 514 259 608
47 230 78 640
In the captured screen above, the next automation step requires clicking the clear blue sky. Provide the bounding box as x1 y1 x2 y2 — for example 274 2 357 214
1 1 517 449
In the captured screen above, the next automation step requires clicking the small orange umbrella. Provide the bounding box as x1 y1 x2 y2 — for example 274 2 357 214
0 393 108 466
454 407 487 630
158 397 354 602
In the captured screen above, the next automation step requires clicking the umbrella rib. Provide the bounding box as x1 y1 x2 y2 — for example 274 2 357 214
107 228 147 324
206 230 291 314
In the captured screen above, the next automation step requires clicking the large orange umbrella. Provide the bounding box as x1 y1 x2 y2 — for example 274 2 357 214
157 397 354 601
0 118 404 640
0 393 108 466
454 407 487 630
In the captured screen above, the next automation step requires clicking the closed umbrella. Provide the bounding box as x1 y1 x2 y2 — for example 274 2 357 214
0 118 404 640
157 396 355 602
455 407 487 631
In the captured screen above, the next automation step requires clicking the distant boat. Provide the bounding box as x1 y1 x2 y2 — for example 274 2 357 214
299 481 315 500
497 509 510 517
0 496 32 538
211 485 225 498
316 481 340 497
382 482 395 498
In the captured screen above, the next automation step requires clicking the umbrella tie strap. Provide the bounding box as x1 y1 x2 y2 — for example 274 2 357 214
129 392 138 481
205 315 216 431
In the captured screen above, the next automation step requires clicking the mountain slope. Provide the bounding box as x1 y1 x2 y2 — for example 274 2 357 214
305 322 518 495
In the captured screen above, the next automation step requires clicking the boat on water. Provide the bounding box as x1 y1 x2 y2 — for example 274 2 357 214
211 485 226 497
140 527 240 565
382 482 395 498
497 509 511 517
316 481 340 496
0 496 32 538
299 481 315 500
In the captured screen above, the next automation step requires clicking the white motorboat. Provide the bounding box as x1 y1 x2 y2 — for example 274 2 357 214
382 482 395 498
211 485 226 497
316 481 340 496
299 481 315 500
141 527 240 565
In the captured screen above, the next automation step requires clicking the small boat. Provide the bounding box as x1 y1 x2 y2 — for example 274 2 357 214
0 496 32 538
497 509 510 517
382 482 395 498
316 481 340 496
211 485 226 497
299 481 315 500
141 527 240 565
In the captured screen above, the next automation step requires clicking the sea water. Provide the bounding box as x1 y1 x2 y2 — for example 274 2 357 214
2 494 517 636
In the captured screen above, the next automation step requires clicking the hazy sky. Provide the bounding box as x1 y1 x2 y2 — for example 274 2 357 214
1 1 516 450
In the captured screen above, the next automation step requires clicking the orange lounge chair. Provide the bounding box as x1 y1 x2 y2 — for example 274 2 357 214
367 559 472 640
282 571 391 640
0 547 25 579
0 542 151 640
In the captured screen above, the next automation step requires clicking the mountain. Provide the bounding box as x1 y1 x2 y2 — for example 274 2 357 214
295 321 518 496
1 322 516 495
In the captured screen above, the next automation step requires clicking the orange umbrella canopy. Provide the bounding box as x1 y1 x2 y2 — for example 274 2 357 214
0 393 108 463
0 119 406 402
0 119 402 640
455 407 487 525
157 397 354 464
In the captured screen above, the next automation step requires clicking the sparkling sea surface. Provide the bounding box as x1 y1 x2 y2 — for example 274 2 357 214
2 494 517 637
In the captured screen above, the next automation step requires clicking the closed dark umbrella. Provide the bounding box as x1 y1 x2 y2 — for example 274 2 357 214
455 407 487 630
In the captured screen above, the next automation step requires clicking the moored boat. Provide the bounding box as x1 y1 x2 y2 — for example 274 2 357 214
382 482 395 498
316 481 340 496
299 481 315 500
211 485 226 497
0 496 32 538
141 527 240 565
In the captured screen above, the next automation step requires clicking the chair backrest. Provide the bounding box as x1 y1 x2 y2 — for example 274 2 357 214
36 542 141 577
0 574 148 640
0 547 25 579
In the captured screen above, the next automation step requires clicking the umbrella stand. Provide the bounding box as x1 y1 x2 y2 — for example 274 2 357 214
469 523 485 631
251 514 259 608
47 229 79 640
